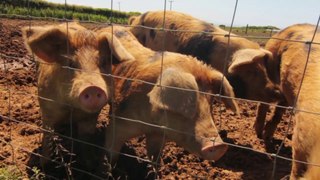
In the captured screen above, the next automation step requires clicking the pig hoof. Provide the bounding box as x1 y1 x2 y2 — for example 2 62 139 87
201 142 228 161
253 124 264 139
262 131 273 141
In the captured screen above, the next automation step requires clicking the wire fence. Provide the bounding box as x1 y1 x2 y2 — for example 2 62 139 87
1 0 320 179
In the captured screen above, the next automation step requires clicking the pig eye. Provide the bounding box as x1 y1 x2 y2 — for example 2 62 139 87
67 59 77 68
62 55 76 67
263 56 269 68
100 58 107 67
247 70 258 77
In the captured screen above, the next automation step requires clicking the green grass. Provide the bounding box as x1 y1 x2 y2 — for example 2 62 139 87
0 165 45 180
0 165 23 180
0 0 140 23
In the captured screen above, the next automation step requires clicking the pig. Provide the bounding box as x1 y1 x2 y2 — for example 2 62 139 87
261 24 320 179
128 10 282 104
22 22 134 178
96 26 239 165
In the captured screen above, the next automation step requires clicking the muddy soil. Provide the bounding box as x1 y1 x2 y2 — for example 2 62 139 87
0 18 293 179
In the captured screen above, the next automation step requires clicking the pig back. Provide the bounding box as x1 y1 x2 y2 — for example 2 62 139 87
129 10 261 68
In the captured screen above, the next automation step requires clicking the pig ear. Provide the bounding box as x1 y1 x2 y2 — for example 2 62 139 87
263 49 280 84
98 32 135 63
219 77 240 115
148 68 199 118
22 26 70 63
228 49 272 74
128 16 138 25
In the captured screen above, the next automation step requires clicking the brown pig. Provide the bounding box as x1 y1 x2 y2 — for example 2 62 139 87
260 24 320 179
128 11 282 103
97 26 239 164
22 23 134 178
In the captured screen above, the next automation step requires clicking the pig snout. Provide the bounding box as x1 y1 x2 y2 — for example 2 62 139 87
272 89 282 99
266 84 283 102
79 86 107 112
201 141 228 161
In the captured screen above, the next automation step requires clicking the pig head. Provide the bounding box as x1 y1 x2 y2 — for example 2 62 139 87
23 23 132 117
227 48 282 102
102 47 239 165
147 68 229 161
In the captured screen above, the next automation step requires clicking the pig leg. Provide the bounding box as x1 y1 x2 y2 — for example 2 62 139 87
263 100 287 140
75 120 107 178
40 132 52 167
40 127 73 178
146 132 165 163
105 118 144 165
254 103 269 138
40 120 70 170
291 149 307 179
291 132 308 179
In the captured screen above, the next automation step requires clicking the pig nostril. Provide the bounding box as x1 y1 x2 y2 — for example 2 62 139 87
80 86 107 112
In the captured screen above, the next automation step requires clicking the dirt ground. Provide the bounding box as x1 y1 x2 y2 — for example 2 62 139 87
0 18 293 179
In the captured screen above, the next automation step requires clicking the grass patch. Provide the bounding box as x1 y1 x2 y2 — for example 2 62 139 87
0 165 45 180
219 25 281 46
0 0 140 23
0 165 23 180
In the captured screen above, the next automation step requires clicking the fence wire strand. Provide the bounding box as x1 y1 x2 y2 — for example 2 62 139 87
1 1 320 179
217 0 239 137
1 110 320 170
2 13 320 45
152 1 169 178
3 53 320 116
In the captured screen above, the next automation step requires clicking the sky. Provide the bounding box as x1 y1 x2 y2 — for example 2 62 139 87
47 0 320 29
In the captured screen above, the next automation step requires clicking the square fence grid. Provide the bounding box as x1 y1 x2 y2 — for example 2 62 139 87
0 0 320 179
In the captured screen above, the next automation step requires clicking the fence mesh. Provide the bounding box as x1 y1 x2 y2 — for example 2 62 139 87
1 0 320 179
